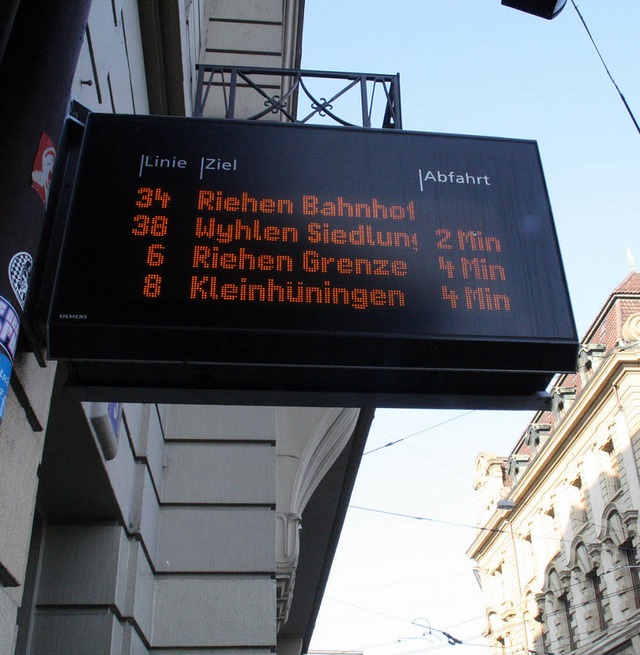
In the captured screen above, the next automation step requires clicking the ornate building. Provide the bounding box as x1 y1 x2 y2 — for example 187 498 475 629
468 271 640 655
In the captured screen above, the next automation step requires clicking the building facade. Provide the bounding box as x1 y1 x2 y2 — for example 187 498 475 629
0 2 375 654
468 272 640 655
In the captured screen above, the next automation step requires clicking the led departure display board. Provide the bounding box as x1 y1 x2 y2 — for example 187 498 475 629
48 114 578 406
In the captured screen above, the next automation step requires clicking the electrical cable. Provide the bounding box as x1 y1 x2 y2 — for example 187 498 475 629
350 504 514 540
349 503 640 562
570 0 640 136
526 579 640 622
326 516 639 655
317 576 639 654
420 577 640 654
363 411 476 456
346 506 640 604
400 440 475 482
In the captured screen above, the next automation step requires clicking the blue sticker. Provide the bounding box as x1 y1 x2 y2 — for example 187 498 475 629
108 402 122 437
0 352 12 421
0 296 19 362
0 296 19 422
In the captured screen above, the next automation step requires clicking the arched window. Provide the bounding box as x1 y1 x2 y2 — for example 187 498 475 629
546 568 575 652
575 543 608 633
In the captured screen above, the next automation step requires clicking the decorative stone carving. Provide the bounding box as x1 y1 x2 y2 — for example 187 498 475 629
550 388 576 424
473 452 510 525
524 424 551 458
622 313 640 343
276 512 302 627
275 407 360 628
506 454 530 486
577 343 606 384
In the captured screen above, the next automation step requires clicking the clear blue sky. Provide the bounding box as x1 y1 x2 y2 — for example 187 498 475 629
300 2 640 653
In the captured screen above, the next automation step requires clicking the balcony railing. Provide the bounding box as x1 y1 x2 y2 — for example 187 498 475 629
194 66 402 129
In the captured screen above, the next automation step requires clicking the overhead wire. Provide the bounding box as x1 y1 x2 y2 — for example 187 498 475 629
570 0 640 137
397 575 640 654
348 505 581 547
346 506 640 604
319 4 639 653
363 410 476 456
317 565 640 653
343 359 637 653
362 418 635 546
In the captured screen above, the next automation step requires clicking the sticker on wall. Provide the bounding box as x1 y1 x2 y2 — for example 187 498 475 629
31 132 56 207
0 296 18 363
8 252 32 310
0 296 19 424
108 402 123 437
0 352 11 421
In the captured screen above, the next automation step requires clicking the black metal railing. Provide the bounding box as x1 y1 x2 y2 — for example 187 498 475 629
194 66 402 129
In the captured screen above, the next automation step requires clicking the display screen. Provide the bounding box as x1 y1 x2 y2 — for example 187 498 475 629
49 114 577 379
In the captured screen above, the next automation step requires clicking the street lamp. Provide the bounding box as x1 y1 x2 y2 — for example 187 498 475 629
501 0 567 20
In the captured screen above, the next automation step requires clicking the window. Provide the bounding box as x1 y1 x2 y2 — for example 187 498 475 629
560 593 576 651
520 533 534 584
602 439 621 497
542 507 559 558
493 564 507 605
587 571 606 631
570 476 588 532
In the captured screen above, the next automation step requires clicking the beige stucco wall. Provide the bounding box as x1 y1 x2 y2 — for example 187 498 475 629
469 352 640 655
